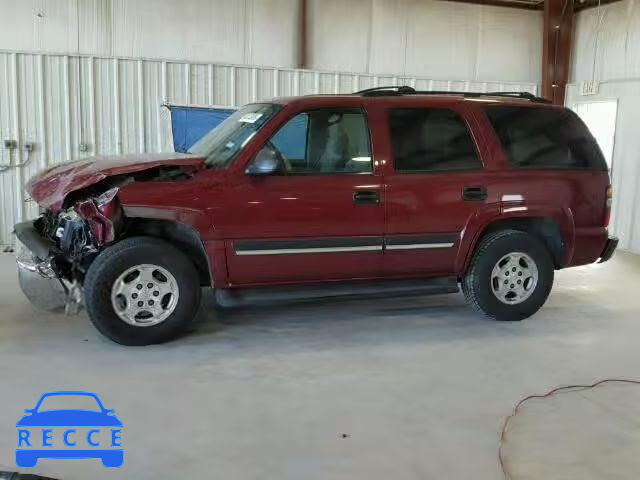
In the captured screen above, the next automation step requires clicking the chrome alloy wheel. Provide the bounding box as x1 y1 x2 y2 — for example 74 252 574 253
110 264 179 326
490 252 539 305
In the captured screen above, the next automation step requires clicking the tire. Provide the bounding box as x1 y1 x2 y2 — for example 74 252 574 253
462 229 554 321
84 236 201 345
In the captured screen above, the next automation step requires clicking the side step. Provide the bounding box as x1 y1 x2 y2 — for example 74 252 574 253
215 277 459 308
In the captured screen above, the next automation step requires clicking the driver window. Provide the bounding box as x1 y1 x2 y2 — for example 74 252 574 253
269 108 372 174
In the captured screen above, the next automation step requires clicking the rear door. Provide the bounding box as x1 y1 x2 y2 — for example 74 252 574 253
380 102 491 276
224 105 385 285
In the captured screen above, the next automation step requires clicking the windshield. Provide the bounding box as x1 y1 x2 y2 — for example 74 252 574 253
188 103 281 168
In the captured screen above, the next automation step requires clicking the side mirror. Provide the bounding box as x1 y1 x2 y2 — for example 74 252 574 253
24 409 33 414
245 147 279 176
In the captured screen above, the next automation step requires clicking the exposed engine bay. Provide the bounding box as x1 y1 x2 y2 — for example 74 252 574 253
16 166 194 313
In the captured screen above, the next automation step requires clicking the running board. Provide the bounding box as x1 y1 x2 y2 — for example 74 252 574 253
215 277 459 308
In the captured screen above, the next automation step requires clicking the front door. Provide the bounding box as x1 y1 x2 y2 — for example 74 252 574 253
225 106 385 285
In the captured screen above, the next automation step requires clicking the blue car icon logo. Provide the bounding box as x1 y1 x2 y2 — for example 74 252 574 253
16 391 123 468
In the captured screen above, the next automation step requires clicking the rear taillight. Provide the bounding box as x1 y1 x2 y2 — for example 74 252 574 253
604 185 613 227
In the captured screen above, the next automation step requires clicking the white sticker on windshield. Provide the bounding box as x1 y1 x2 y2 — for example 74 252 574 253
238 113 263 124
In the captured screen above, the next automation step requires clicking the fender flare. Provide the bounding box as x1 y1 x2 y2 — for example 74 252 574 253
119 205 227 287
455 204 575 273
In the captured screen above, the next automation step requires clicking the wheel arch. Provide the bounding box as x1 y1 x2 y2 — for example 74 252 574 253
457 207 575 274
122 217 213 287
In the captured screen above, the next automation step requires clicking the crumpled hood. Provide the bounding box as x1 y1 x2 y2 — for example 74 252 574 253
26 152 206 212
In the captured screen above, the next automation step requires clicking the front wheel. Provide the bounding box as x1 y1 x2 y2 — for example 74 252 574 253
462 230 554 321
84 237 201 345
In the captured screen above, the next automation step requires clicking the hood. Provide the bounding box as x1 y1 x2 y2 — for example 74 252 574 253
26 152 206 212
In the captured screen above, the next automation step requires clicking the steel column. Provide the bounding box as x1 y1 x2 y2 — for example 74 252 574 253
298 0 308 69
542 0 574 105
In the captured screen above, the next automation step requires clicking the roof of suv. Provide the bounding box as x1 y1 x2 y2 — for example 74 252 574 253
270 86 558 109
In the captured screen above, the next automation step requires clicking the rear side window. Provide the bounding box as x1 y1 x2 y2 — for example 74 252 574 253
484 106 607 170
388 108 482 173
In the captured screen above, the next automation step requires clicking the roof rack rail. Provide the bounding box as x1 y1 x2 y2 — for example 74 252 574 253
354 86 417 96
355 86 550 103
480 91 550 103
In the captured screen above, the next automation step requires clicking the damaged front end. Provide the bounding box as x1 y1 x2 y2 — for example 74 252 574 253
15 184 123 314
15 152 205 314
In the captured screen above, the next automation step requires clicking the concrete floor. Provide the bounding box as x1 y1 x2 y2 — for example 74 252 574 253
0 251 639 479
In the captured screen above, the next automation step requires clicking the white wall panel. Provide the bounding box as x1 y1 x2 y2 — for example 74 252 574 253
308 0 373 73
369 0 407 75
0 50 538 245
404 2 480 80
0 0 541 82
309 0 542 82
0 0 299 67
572 0 640 83
248 0 299 67
475 6 542 82
569 0 640 254
112 0 245 64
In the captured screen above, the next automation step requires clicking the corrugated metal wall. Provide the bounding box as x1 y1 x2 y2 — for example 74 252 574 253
568 0 640 254
0 50 538 245
0 0 542 83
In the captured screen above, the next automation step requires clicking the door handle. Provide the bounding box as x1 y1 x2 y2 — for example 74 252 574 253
353 190 380 205
462 186 487 201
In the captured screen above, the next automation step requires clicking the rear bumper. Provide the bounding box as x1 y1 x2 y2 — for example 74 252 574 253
598 236 619 263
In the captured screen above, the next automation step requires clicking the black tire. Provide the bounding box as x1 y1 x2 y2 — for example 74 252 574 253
84 236 201 345
462 229 554 321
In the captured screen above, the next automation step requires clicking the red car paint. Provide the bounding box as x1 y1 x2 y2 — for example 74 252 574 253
26 152 205 212
26 94 611 288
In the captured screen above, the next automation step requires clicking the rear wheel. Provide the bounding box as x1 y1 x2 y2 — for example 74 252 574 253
84 237 201 345
462 230 554 321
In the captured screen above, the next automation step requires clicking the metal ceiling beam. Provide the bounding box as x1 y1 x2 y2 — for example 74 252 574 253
542 0 574 104
437 0 542 9
437 0 621 11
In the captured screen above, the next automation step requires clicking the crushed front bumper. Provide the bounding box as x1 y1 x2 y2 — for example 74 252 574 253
14 219 85 313
15 235 67 311
598 236 619 263
14 221 56 262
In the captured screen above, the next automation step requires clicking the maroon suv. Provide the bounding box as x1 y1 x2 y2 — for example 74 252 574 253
14 87 618 345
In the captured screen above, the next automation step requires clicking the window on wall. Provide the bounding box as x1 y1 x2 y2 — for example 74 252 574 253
268 108 372 174
388 108 482 173
572 101 618 171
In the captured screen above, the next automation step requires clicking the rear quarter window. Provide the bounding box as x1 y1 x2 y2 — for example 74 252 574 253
484 106 607 171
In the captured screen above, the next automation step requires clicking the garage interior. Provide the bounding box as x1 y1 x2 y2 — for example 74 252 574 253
1 0 640 479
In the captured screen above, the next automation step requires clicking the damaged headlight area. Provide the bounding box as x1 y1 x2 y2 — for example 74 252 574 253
40 180 125 254
17 184 125 314
36 208 94 258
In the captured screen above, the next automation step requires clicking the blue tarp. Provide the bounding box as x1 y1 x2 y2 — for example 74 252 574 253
168 105 308 161
168 105 235 153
